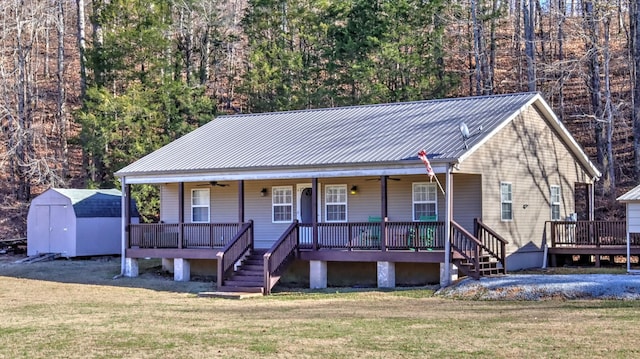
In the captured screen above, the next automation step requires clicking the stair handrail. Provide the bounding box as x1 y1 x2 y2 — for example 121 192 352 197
264 220 299 295
450 220 481 278
216 220 254 289
474 218 508 273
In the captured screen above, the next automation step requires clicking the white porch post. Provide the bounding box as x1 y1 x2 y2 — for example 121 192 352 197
309 260 327 289
120 177 127 276
174 258 191 281
442 165 453 287
377 261 395 288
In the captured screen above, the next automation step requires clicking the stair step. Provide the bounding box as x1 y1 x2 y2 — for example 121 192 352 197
244 259 263 265
234 271 262 278
217 285 264 294
241 264 264 271
223 279 264 287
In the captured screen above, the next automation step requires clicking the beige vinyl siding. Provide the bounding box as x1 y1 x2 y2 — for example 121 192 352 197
209 181 239 223
452 174 482 233
457 105 593 258
160 184 179 223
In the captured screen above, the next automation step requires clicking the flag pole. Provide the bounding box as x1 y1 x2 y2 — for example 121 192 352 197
433 174 445 195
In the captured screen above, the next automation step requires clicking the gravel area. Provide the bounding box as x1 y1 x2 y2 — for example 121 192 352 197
437 274 640 300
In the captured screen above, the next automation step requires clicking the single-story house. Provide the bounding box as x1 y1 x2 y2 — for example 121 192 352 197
116 92 600 294
27 188 139 257
616 185 640 272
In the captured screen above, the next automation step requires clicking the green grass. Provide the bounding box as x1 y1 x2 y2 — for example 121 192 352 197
2 258 640 358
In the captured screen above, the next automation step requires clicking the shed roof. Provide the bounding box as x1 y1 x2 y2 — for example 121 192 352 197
51 188 139 218
617 184 640 202
116 93 600 181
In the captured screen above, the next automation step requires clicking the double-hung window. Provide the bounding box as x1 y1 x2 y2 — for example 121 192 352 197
412 183 437 221
325 185 347 222
500 182 513 221
272 186 293 223
550 185 561 221
191 189 210 223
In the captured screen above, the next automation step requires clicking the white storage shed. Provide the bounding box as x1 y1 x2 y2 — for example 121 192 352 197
617 184 640 273
27 188 139 257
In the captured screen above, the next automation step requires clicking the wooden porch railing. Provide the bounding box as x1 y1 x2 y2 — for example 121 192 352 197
474 218 508 273
129 222 244 249
216 220 254 289
297 221 446 250
264 221 299 295
129 223 179 248
450 221 481 279
548 220 640 247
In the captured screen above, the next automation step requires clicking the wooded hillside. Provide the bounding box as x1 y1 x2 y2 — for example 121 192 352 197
1 0 639 239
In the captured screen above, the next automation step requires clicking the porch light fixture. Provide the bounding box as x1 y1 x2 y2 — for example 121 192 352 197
260 188 268 197
350 185 358 195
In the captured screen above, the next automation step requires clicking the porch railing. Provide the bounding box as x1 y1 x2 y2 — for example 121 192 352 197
216 220 254 289
548 220 640 247
264 221 299 295
474 218 508 272
128 222 243 249
297 221 445 250
450 221 481 278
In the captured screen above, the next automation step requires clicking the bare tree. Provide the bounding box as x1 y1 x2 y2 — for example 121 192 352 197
632 0 640 178
76 0 87 100
524 0 536 91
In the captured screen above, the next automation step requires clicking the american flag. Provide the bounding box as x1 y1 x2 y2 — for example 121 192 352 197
417 149 435 179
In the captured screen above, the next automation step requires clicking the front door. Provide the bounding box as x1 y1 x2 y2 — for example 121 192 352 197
297 183 320 245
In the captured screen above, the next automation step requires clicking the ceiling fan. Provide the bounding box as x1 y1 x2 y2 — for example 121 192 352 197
196 181 229 187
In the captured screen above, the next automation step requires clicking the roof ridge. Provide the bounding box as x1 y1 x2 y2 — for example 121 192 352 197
217 92 539 119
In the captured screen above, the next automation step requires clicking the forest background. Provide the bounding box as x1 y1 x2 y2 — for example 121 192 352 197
1 0 639 239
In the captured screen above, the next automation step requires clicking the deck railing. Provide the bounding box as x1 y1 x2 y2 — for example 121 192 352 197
548 220 640 247
474 218 508 272
129 223 180 248
450 221 481 278
128 222 243 249
297 221 446 250
216 221 254 288
264 221 299 295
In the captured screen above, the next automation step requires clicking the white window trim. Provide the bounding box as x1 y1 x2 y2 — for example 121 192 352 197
501 182 513 221
325 184 348 222
412 182 438 221
191 188 210 223
272 186 293 223
550 185 561 221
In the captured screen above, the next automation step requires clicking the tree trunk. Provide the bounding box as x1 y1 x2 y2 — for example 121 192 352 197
633 0 640 178
603 14 615 198
524 0 536 91
557 0 566 121
57 0 68 181
584 1 605 168
76 0 87 100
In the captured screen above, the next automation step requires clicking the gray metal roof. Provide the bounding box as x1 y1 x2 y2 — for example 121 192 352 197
116 93 593 178
618 184 640 202
52 189 139 218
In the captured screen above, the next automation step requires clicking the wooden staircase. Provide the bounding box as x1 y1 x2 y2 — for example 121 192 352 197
217 249 267 294
451 219 508 279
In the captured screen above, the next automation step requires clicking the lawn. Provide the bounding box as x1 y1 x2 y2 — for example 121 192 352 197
1 258 640 358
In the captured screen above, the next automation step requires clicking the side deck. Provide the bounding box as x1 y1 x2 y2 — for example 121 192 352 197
547 221 640 266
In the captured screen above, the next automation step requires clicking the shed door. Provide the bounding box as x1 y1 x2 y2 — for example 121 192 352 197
34 205 68 253
48 205 68 253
